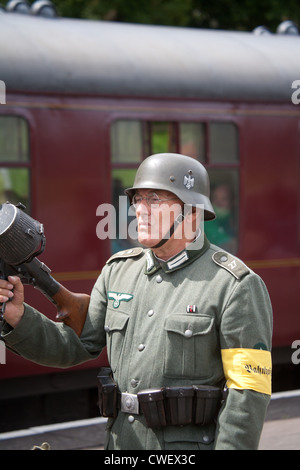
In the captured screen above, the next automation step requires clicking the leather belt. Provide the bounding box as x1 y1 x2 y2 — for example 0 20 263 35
116 385 225 428
97 367 226 428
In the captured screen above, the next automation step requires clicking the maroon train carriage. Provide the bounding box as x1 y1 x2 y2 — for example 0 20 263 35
0 7 300 428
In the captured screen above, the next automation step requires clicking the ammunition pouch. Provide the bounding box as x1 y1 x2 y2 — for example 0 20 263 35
97 367 226 428
97 367 118 418
193 385 223 426
138 385 223 429
138 389 167 428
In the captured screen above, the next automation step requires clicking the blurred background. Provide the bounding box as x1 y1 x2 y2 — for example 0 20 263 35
53 0 300 32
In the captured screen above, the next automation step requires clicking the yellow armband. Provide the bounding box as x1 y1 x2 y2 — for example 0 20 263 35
221 348 272 395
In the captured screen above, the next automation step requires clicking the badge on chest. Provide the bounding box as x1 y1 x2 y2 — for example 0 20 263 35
108 291 134 308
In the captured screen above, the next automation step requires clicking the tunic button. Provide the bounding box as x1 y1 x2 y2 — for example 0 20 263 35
203 435 210 443
220 255 228 263
184 329 193 338
104 325 110 333
131 379 138 388
156 275 163 283
147 309 154 317
138 344 145 352
128 415 135 423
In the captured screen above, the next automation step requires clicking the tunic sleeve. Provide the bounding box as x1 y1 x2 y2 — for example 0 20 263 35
1 268 109 368
215 272 273 449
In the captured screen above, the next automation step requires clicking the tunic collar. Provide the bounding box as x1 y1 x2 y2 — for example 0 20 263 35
144 232 210 275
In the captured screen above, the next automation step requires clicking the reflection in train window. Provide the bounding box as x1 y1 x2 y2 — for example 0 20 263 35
149 122 176 154
204 169 239 254
110 168 137 253
111 120 143 163
0 116 29 162
0 116 30 211
209 122 239 163
179 122 205 161
110 119 239 254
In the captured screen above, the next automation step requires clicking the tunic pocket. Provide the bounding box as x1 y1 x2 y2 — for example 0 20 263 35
164 314 215 379
163 424 215 450
105 309 129 372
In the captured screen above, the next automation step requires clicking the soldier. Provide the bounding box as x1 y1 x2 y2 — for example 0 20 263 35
0 153 272 450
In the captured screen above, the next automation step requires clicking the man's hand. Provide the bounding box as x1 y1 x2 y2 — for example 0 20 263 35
0 276 24 328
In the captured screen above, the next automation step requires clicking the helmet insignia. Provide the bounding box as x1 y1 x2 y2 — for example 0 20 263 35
183 174 195 190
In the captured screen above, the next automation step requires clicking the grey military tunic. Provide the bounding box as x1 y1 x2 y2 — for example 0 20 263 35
1 235 273 450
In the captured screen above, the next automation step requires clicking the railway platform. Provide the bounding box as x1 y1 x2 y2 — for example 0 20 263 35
0 390 299 450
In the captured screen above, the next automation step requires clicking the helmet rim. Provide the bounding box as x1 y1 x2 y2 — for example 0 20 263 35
125 153 216 221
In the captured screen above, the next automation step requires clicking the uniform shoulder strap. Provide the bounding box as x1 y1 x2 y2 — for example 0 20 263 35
106 247 144 264
212 251 250 280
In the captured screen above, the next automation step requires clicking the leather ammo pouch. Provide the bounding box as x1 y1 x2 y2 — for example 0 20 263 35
137 385 222 429
164 386 194 426
97 367 118 418
137 389 167 428
193 385 222 425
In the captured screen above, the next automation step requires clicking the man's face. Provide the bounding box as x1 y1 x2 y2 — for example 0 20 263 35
133 189 183 248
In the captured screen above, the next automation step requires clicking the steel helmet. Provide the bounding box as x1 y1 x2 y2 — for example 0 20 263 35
125 153 215 221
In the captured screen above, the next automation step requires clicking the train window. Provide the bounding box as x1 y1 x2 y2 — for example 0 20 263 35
204 168 239 254
111 120 142 163
150 122 176 154
179 122 205 161
0 116 30 210
209 122 239 163
0 116 29 162
0 168 30 208
111 168 137 252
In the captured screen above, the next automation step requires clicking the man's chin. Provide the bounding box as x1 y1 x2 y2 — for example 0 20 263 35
138 235 160 248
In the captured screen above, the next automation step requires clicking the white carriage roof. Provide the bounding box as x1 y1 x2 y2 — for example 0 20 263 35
1 13 300 102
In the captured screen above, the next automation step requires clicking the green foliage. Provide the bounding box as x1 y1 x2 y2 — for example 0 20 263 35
55 0 192 25
52 0 299 32
189 0 300 31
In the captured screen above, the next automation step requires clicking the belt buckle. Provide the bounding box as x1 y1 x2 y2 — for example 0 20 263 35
121 392 140 414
